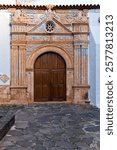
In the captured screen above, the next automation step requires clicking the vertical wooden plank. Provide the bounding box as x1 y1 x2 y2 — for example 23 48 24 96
34 52 66 102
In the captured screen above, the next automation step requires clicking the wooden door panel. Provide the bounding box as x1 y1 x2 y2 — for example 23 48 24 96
51 85 65 100
34 52 66 102
57 71 66 84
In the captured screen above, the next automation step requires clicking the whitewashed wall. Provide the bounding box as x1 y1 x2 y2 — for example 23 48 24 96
88 9 100 107
0 11 10 85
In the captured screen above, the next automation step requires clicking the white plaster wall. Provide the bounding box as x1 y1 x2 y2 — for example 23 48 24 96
88 9 100 107
88 32 96 106
96 44 100 107
0 11 10 85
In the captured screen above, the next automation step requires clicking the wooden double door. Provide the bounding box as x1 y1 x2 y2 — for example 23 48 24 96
34 52 66 102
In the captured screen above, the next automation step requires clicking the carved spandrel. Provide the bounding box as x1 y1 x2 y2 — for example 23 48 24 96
26 44 44 58
56 10 88 24
62 44 74 56
26 45 39 52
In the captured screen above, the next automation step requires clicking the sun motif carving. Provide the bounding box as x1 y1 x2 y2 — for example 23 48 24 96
45 21 55 32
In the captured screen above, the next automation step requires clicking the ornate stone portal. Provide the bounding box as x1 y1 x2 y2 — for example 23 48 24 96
1 5 90 104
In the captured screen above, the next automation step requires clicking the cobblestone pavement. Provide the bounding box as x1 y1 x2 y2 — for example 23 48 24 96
0 104 100 150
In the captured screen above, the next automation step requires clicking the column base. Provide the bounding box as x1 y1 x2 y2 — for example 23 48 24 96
10 86 28 104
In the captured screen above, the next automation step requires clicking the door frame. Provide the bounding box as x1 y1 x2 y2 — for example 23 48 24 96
26 46 73 103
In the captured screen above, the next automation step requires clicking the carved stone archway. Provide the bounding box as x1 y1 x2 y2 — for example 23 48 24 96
26 45 73 103
26 45 73 69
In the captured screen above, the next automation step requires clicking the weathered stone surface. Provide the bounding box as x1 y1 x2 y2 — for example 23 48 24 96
0 6 89 105
0 104 100 150
15 121 29 129
84 126 100 132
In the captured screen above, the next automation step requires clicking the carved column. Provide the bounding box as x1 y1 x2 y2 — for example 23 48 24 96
80 45 88 85
73 44 90 104
66 68 73 103
19 45 26 85
10 45 27 102
11 45 19 86
10 12 28 103
11 46 26 86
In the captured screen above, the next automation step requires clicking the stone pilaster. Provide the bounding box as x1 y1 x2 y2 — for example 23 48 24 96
10 45 19 86
10 45 27 103
26 70 34 103
66 68 73 102
73 44 90 104
18 45 26 86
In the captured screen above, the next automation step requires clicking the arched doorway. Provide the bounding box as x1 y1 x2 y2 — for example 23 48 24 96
34 52 66 102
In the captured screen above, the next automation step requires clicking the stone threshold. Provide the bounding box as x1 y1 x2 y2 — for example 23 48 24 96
28 101 71 105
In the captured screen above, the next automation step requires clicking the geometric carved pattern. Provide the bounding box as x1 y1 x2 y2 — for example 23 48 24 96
45 21 55 32
0 74 9 83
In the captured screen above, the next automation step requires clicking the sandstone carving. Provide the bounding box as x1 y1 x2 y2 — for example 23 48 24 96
0 6 90 105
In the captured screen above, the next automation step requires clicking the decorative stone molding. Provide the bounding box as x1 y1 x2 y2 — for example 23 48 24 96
26 46 73 103
65 10 87 23
11 10 27 23
0 74 9 83
45 20 55 33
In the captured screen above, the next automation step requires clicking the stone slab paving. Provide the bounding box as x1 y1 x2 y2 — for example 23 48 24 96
0 104 100 150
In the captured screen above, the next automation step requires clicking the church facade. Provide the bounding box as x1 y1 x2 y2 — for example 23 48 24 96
0 4 100 105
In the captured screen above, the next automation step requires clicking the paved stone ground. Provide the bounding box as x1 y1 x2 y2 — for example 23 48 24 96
0 104 100 150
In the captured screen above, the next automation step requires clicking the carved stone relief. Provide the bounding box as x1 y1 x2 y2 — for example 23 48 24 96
11 10 27 23
0 74 9 83
55 10 88 24
62 44 74 56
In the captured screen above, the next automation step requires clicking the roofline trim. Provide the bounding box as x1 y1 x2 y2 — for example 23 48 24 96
0 4 100 10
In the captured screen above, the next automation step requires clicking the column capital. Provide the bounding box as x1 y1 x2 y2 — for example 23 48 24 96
11 45 18 49
19 45 26 50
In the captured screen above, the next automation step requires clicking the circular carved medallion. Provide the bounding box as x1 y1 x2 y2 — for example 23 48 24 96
45 21 55 32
